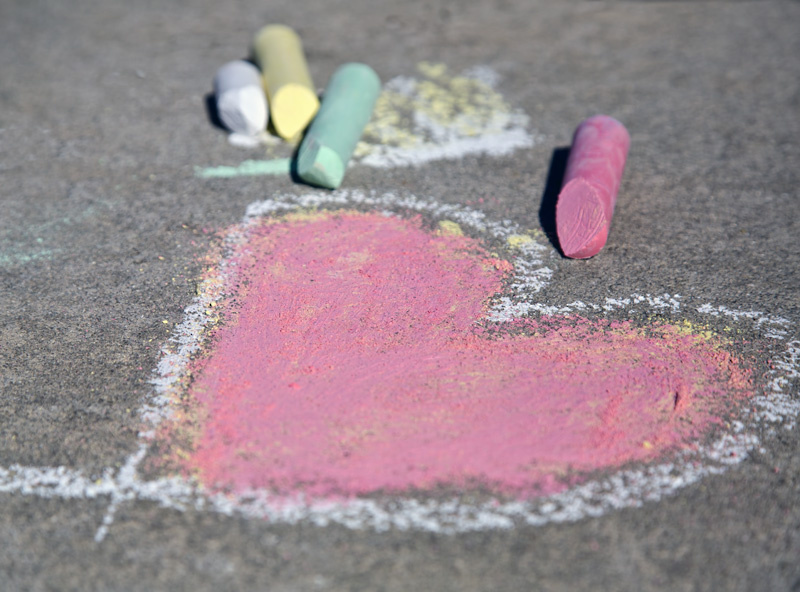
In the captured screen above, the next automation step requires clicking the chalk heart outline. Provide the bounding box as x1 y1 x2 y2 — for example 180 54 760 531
160 208 751 501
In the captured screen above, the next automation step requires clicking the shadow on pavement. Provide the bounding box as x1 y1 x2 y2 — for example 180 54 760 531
204 92 226 131
539 146 570 257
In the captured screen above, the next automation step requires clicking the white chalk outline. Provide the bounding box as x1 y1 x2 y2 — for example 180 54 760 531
1 190 798 542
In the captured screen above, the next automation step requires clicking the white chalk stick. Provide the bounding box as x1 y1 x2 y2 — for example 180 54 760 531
213 60 269 136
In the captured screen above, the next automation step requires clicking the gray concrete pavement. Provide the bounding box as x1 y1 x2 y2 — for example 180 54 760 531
1 1 799 590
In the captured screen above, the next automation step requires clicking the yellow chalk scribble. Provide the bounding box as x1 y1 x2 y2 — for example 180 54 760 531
437 220 464 237
672 320 724 344
506 234 535 249
355 62 533 167
362 62 515 149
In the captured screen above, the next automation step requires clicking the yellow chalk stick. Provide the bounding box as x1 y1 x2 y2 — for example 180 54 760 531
253 25 319 140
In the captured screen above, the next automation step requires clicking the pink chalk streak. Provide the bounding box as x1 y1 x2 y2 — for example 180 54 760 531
167 211 751 498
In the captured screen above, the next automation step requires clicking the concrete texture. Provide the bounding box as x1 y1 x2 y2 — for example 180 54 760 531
0 0 798 590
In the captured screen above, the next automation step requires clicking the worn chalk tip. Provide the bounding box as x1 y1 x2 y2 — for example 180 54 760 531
217 86 268 136
555 178 610 259
271 83 319 140
296 136 345 189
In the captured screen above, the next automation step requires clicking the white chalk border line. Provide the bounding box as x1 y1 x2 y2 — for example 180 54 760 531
1 190 798 542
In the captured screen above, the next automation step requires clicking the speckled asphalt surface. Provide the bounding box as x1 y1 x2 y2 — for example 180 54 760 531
1 1 799 590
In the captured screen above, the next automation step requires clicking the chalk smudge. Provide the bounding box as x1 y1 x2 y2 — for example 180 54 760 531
0 199 115 269
0 245 58 268
354 62 535 167
196 63 536 178
196 158 291 178
157 211 752 498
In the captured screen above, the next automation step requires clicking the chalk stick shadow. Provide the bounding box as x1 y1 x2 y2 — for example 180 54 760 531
539 146 570 257
204 92 227 131
288 129 328 188
288 149 329 188
289 149 303 184
287 88 328 187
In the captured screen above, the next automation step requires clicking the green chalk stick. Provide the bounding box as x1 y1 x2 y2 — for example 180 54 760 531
296 63 381 189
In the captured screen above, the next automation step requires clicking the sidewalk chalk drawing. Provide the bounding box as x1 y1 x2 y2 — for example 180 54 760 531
354 62 534 167
197 63 537 178
154 211 752 498
1 191 798 542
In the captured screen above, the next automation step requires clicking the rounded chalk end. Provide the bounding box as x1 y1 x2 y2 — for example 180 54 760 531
297 140 345 189
335 62 381 93
271 84 319 140
253 24 301 50
218 86 269 136
556 178 610 259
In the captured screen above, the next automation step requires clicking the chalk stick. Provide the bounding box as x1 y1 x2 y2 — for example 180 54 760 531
213 60 269 136
556 115 630 259
252 25 319 140
296 63 381 189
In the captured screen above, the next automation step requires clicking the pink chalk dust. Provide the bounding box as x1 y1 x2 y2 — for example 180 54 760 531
166 211 751 498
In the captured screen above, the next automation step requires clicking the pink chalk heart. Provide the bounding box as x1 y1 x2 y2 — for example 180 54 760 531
165 211 751 498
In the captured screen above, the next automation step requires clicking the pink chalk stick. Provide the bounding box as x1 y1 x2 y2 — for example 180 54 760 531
556 115 630 259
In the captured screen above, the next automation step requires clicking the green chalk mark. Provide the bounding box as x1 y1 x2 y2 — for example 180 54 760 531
297 63 380 189
0 247 58 268
196 158 291 179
